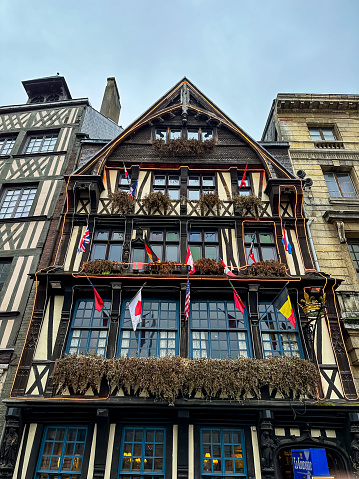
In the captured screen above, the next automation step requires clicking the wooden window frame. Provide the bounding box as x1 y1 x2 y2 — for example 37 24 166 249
0 185 37 219
90 228 124 262
244 230 278 263
188 229 219 261
323 171 357 198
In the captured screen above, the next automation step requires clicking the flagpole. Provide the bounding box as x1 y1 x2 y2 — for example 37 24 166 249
258 281 290 320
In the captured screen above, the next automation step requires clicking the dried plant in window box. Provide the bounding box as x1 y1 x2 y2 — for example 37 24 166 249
152 138 215 156
194 258 224 275
109 190 134 215
143 191 172 214
198 192 223 213
53 355 319 404
244 260 287 277
82 259 113 275
232 194 262 217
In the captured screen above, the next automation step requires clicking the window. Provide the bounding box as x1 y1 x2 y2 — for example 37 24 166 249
152 173 180 200
348 241 359 277
118 299 179 358
0 258 11 291
91 229 124 262
150 230 180 262
201 428 247 479
187 128 213 141
189 230 219 261
237 171 252 196
67 299 111 356
118 173 131 193
131 246 145 270
188 174 215 201
323 172 356 197
190 300 251 359
155 127 213 143
0 186 37 219
244 231 277 263
0 136 16 155
259 303 302 358
36 426 87 479
24 133 58 153
309 127 337 141
119 427 166 478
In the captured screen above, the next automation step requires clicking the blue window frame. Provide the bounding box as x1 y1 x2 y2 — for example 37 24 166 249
118 299 179 358
35 426 87 479
190 300 252 359
67 299 111 356
119 427 166 478
201 428 247 479
259 303 303 358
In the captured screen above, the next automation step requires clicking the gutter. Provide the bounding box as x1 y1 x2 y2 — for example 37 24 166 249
306 218 320 271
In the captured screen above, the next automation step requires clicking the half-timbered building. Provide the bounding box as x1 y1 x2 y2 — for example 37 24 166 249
0 75 122 446
4 79 359 479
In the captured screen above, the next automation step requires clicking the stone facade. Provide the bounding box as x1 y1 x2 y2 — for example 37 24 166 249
262 93 359 385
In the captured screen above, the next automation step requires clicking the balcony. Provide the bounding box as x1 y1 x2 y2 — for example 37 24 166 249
313 140 344 149
52 355 319 405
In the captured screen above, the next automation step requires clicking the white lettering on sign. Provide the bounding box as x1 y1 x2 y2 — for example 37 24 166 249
293 457 313 471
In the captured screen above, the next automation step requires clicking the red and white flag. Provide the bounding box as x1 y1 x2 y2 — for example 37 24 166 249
129 288 142 331
239 163 248 189
220 258 236 277
186 246 195 275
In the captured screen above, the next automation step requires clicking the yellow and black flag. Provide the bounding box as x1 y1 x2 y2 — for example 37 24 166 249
144 235 161 263
272 287 296 327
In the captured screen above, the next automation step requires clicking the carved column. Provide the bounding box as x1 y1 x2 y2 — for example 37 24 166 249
0 407 21 479
93 409 110 479
248 284 262 359
177 410 189 479
259 410 275 479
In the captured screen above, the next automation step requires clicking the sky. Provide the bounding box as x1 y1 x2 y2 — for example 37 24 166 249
0 0 358 140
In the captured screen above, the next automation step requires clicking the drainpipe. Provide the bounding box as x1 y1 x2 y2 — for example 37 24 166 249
306 218 320 271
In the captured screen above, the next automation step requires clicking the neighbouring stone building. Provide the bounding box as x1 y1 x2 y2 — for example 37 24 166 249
2 79 358 479
0 76 122 443
262 93 359 388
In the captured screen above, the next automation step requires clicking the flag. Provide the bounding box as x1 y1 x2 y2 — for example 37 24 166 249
124 164 129 179
282 227 292 254
129 180 138 198
78 226 90 253
94 288 104 312
229 280 245 314
272 287 296 327
220 258 236 277
186 246 196 275
239 163 248 189
184 277 191 321
144 235 161 263
248 234 257 265
129 288 142 331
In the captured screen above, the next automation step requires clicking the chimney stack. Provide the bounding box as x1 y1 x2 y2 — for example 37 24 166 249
100 77 121 124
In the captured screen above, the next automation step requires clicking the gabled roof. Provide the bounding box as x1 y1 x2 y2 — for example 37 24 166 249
74 78 295 179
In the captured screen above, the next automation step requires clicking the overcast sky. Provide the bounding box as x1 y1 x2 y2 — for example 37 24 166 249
1 0 358 140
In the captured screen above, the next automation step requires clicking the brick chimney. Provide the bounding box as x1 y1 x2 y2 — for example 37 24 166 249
100 77 121 124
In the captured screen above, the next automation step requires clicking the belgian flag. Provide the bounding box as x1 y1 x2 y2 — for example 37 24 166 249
144 235 161 263
272 287 296 327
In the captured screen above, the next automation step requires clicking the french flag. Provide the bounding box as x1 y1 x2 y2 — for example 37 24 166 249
282 227 292 254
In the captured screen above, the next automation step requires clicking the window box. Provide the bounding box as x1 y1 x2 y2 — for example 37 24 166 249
144 262 183 275
240 260 287 277
152 138 214 156
143 191 172 214
193 258 224 275
232 194 262 217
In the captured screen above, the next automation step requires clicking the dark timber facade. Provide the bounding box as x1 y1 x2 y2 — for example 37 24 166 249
2 79 359 479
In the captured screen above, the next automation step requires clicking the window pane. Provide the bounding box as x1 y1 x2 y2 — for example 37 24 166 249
150 231 164 241
170 129 181 140
152 245 162 261
154 176 166 186
191 246 201 262
337 173 356 197
321 128 336 140
205 246 217 260
167 232 179 241
168 189 179 200
155 129 166 140
261 246 277 261
308 128 322 140
166 245 179 262
202 129 213 140
205 232 217 242
202 176 214 187
188 129 199 140
108 244 122 262
188 177 200 186
168 176 180 186
188 189 200 200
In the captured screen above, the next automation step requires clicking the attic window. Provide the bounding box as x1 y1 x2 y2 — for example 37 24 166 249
155 127 213 143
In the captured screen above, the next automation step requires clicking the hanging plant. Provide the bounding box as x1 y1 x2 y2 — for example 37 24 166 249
108 190 134 215
143 191 172 214
82 259 113 275
232 194 262 217
198 192 223 212
53 355 320 404
243 260 287 277
194 258 224 275
152 138 215 156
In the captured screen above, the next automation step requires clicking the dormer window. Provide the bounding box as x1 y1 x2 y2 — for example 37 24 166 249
155 127 213 143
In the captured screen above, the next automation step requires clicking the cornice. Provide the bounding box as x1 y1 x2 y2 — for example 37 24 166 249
0 98 90 114
289 149 359 161
276 94 359 112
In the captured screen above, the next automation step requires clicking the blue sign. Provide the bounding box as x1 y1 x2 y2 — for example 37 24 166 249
291 448 329 479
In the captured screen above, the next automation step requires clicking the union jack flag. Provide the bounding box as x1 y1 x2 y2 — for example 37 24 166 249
184 277 191 321
78 226 90 253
